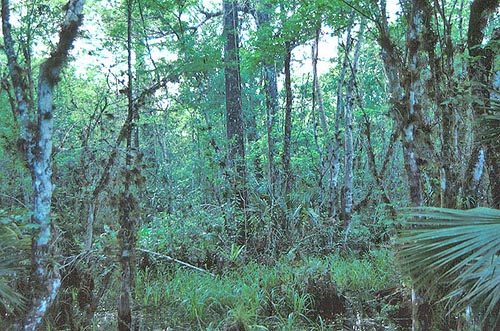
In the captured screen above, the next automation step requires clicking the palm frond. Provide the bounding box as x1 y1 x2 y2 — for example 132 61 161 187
479 100 500 148
398 207 500 318
0 213 29 312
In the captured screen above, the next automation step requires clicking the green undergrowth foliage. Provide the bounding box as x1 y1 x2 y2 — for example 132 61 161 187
131 248 404 330
137 203 399 271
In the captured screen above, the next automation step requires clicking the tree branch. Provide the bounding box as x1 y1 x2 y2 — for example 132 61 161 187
136 248 214 275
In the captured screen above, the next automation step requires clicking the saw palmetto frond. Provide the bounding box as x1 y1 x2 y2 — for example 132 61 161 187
398 207 500 318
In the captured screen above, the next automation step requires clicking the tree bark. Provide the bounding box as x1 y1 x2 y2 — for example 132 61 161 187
375 0 430 329
311 26 331 211
311 31 324 203
118 0 136 329
425 1 460 208
255 1 279 204
330 19 355 219
1 1 85 329
282 41 293 199
466 0 500 207
223 0 247 241
263 61 279 191
342 21 364 228
356 80 394 212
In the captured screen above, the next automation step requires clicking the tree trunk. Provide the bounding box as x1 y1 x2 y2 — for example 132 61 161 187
263 62 279 191
425 1 460 208
330 19 354 219
466 0 500 207
356 81 394 212
223 0 247 242
118 1 136 329
376 0 429 329
406 4 428 328
404 0 426 209
342 21 364 228
1 1 85 329
311 26 331 211
311 33 324 204
282 41 293 200
255 1 279 209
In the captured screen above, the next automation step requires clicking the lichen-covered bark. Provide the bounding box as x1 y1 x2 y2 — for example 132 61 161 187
466 0 500 207
1 0 32 162
118 1 136 329
342 21 364 228
330 22 354 219
375 0 433 329
1 0 85 329
422 1 460 208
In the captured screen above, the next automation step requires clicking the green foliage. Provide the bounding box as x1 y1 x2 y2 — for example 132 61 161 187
330 249 397 292
131 248 398 330
399 207 500 320
0 210 30 315
138 209 226 268
1 0 488 328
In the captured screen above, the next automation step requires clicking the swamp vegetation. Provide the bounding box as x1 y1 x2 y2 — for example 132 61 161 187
1 0 500 330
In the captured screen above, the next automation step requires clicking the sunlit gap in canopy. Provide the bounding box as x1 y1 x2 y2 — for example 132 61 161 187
69 0 401 94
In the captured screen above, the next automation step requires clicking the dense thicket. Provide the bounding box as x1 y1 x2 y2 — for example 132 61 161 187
1 0 500 330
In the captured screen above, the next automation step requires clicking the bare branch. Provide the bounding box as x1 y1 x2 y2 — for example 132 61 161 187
137 248 214 276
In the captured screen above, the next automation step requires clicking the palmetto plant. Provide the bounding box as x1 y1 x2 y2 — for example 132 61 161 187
0 211 29 313
398 207 500 319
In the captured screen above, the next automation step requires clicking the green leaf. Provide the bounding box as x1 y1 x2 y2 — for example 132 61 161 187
398 207 500 319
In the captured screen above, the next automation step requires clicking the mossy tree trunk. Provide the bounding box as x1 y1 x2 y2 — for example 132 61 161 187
1 0 85 329
342 20 364 229
466 0 500 208
118 0 138 329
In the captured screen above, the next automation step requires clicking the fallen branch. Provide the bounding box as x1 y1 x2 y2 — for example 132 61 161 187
136 248 214 276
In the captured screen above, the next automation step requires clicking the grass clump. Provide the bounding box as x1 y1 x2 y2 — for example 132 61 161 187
133 248 401 330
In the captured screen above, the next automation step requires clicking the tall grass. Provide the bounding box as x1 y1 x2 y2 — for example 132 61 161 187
133 248 400 330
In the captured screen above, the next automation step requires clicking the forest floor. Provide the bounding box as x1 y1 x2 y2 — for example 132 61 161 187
93 248 412 330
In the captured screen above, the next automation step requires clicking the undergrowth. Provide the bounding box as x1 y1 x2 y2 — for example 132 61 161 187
128 248 404 330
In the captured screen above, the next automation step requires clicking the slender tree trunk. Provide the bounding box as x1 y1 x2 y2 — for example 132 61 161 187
425 1 460 208
1 1 85 329
342 21 364 228
282 41 293 200
263 62 279 191
356 82 394 211
329 23 354 219
311 26 331 210
118 1 136 329
311 37 324 203
255 2 279 211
